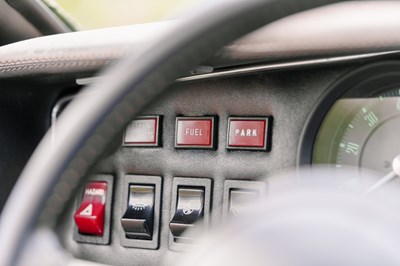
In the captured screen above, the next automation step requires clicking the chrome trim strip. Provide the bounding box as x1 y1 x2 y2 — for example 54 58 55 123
76 77 104 85
177 50 400 82
76 50 400 85
51 95 75 147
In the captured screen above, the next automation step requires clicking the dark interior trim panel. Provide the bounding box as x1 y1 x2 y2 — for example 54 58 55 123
0 1 399 79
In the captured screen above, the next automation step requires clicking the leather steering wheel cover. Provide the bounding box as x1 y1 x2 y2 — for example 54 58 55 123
0 0 346 265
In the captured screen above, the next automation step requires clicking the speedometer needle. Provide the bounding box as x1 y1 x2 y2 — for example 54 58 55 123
363 155 400 196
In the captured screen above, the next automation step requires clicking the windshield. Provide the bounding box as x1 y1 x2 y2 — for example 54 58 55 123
43 0 203 30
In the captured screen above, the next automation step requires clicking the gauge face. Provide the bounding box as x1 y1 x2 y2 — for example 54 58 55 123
312 87 400 174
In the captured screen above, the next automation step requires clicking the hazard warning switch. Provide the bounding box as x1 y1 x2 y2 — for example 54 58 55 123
74 182 108 236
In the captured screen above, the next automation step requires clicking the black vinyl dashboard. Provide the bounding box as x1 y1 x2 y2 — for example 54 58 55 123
0 1 400 265
61 56 399 265
31 55 398 265
1 52 400 266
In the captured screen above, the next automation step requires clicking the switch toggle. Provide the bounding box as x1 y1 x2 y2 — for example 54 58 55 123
121 185 155 240
229 189 259 217
170 187 205 241
123 116 160 147
227 117 272 151
74 182 108 236
175 117 216 149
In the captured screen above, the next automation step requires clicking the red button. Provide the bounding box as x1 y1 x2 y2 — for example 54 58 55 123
175 117 215 148
227 118 271 150
74 182 108 236
123 116 160 146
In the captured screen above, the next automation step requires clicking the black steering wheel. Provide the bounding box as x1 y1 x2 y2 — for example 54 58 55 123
0 0 367 265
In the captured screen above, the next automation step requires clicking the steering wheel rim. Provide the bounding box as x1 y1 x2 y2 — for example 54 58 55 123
0 0 347 265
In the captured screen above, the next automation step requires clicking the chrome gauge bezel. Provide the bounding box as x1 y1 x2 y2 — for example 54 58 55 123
298 61 400 166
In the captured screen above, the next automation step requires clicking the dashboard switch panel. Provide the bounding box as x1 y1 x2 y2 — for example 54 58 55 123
169 187 205 240
175 117 216 149
169 177 212 250
73 175 113 245
123 116 161 147
121 185 155 240
227 117 272 150
120 175 162 249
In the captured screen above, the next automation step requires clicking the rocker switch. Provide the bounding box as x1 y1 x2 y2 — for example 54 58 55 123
121 185 155 240
169 187 205 241
74 182 108 236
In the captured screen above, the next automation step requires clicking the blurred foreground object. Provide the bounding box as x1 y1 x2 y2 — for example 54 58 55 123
167 167 400 266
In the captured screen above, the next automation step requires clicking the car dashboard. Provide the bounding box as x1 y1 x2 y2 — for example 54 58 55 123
61 57 400 265
0 1 399 265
